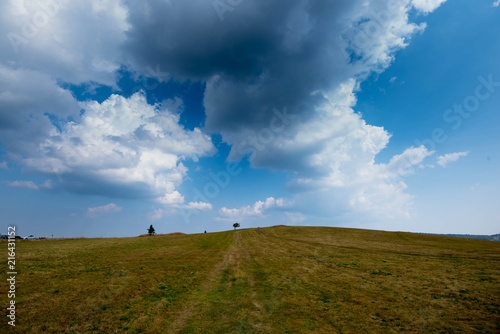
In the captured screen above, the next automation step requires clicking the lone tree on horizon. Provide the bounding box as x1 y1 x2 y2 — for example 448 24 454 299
233 222 240 230
148 225 156 236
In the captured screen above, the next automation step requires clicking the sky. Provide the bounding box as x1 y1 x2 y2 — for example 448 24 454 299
0 0 499 238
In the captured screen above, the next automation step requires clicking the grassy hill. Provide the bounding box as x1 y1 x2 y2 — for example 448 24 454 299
3 226 500 333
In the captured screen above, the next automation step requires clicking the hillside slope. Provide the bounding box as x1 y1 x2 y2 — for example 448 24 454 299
3 226 500 333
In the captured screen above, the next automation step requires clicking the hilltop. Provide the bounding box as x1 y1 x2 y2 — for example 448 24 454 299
428 233 500 242
5 226 500 333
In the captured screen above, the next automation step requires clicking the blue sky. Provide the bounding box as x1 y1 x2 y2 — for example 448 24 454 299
0 0 499 237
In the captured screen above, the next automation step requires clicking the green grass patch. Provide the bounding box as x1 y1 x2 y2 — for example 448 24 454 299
4 226 499 333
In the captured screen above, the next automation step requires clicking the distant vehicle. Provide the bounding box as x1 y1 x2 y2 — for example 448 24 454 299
2 235 22 239
24 235 36 240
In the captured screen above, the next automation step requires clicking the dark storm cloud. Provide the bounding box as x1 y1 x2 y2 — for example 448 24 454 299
0 65 80 158
123 0 360 135
48 172 157 200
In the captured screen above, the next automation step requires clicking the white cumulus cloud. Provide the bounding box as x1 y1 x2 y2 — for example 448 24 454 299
5 180 40 190
86 203 122 218
4 91 215 204
437 152 469 167
185 202 213 211
411 0 448 13
219 197 290 220
0 0 129 86
4 179 52 190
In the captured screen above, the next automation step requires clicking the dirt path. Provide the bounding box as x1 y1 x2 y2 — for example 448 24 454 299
167 231 261 333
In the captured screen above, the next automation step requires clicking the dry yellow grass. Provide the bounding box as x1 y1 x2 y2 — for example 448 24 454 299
1 226 499 333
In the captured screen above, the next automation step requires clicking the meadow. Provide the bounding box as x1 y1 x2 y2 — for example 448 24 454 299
2 226 499 333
